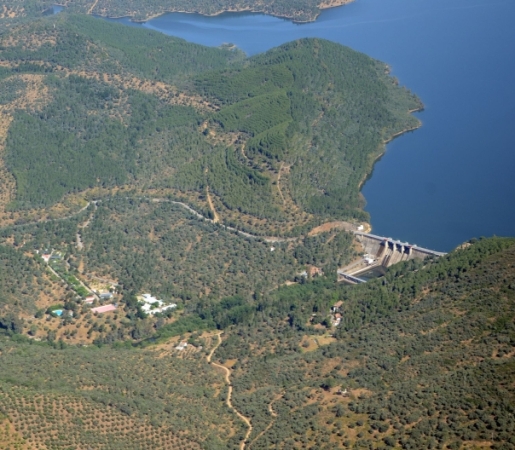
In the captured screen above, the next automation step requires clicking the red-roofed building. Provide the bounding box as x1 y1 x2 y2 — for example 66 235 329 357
91 304 117 314
83 295 95 304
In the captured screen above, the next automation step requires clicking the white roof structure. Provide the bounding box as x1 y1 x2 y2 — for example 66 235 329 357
175 341 188 351
139 293 177 315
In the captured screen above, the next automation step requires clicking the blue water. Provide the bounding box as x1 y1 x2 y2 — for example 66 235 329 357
53 309 63 316
106 0 515 251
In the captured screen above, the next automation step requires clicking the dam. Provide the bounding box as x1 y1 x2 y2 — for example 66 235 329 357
355 232 446 264
338 232 447 283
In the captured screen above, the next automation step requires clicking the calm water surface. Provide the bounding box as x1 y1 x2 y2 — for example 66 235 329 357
108 0 515 251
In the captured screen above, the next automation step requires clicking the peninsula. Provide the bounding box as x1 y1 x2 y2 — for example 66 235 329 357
1 0 355 25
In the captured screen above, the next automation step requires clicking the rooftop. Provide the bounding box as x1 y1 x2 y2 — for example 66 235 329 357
91 304 117 314
138 293 177 315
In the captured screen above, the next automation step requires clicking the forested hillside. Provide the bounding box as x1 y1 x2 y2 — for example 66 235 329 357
0 335 243 449
209 237 515 448
0 13 420 233
2 10 510 450
2 11 423 346
0 0 352 26
1 238 513 449
0 196 355 345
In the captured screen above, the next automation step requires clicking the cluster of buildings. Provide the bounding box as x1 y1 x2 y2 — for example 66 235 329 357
36 249 63 264
37 247 176 321
309 300 344 327
83 291 117 314
83 292 113 304
84 292 177 316
331 301 343 327
138 293 177 315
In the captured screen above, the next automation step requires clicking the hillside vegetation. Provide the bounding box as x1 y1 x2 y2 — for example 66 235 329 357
0 196 355 345
0 333 243 449
3 11 510 450
1 238 514 448
0 0 352 26
0 14 420 233
209 237 515 449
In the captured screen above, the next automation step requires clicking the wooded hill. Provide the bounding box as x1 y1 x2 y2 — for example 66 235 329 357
0 196 356 345
1 237 513 449
6 12 510 450
0 13 420 234
0 0 351 26
214 237 515 449
0 12 421 347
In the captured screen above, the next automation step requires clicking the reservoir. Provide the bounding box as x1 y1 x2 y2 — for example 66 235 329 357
106 0 515 251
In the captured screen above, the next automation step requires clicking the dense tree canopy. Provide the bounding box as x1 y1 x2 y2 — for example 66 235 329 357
1 15 420 230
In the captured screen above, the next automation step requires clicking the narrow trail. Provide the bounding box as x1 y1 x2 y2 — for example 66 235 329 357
276 163 286 206
248 392 283 449
206 332 223 364
206 186 220 223
8 201 93 230
3 195 361 250
87 0 99 14
240 143 249 162
267 393 281 418
76 201 97 250
207 332 253 450
76 232 83 250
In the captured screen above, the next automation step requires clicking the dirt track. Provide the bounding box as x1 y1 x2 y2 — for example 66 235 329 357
248 391 283 448
207 332 252 450
206 186 220 223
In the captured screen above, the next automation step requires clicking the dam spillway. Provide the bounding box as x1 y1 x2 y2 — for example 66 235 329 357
354 232 446 268
338 231 446 283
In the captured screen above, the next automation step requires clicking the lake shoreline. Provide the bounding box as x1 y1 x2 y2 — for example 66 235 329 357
358 106 423 193
91 0 354 25
87 0 515 250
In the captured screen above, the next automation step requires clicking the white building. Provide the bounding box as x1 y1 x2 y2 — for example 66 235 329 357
175 341 188 351
139 293 177 315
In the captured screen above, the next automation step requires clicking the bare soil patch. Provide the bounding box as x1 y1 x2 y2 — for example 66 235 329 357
308 220 358 236
206 185 220 223
318 0 355 9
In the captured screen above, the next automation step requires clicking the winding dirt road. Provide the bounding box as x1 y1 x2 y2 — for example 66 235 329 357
207 332 252 450
7 196 301 243
248 391 283 448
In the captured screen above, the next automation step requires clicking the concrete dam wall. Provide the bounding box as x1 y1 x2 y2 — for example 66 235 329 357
355 233 446 269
